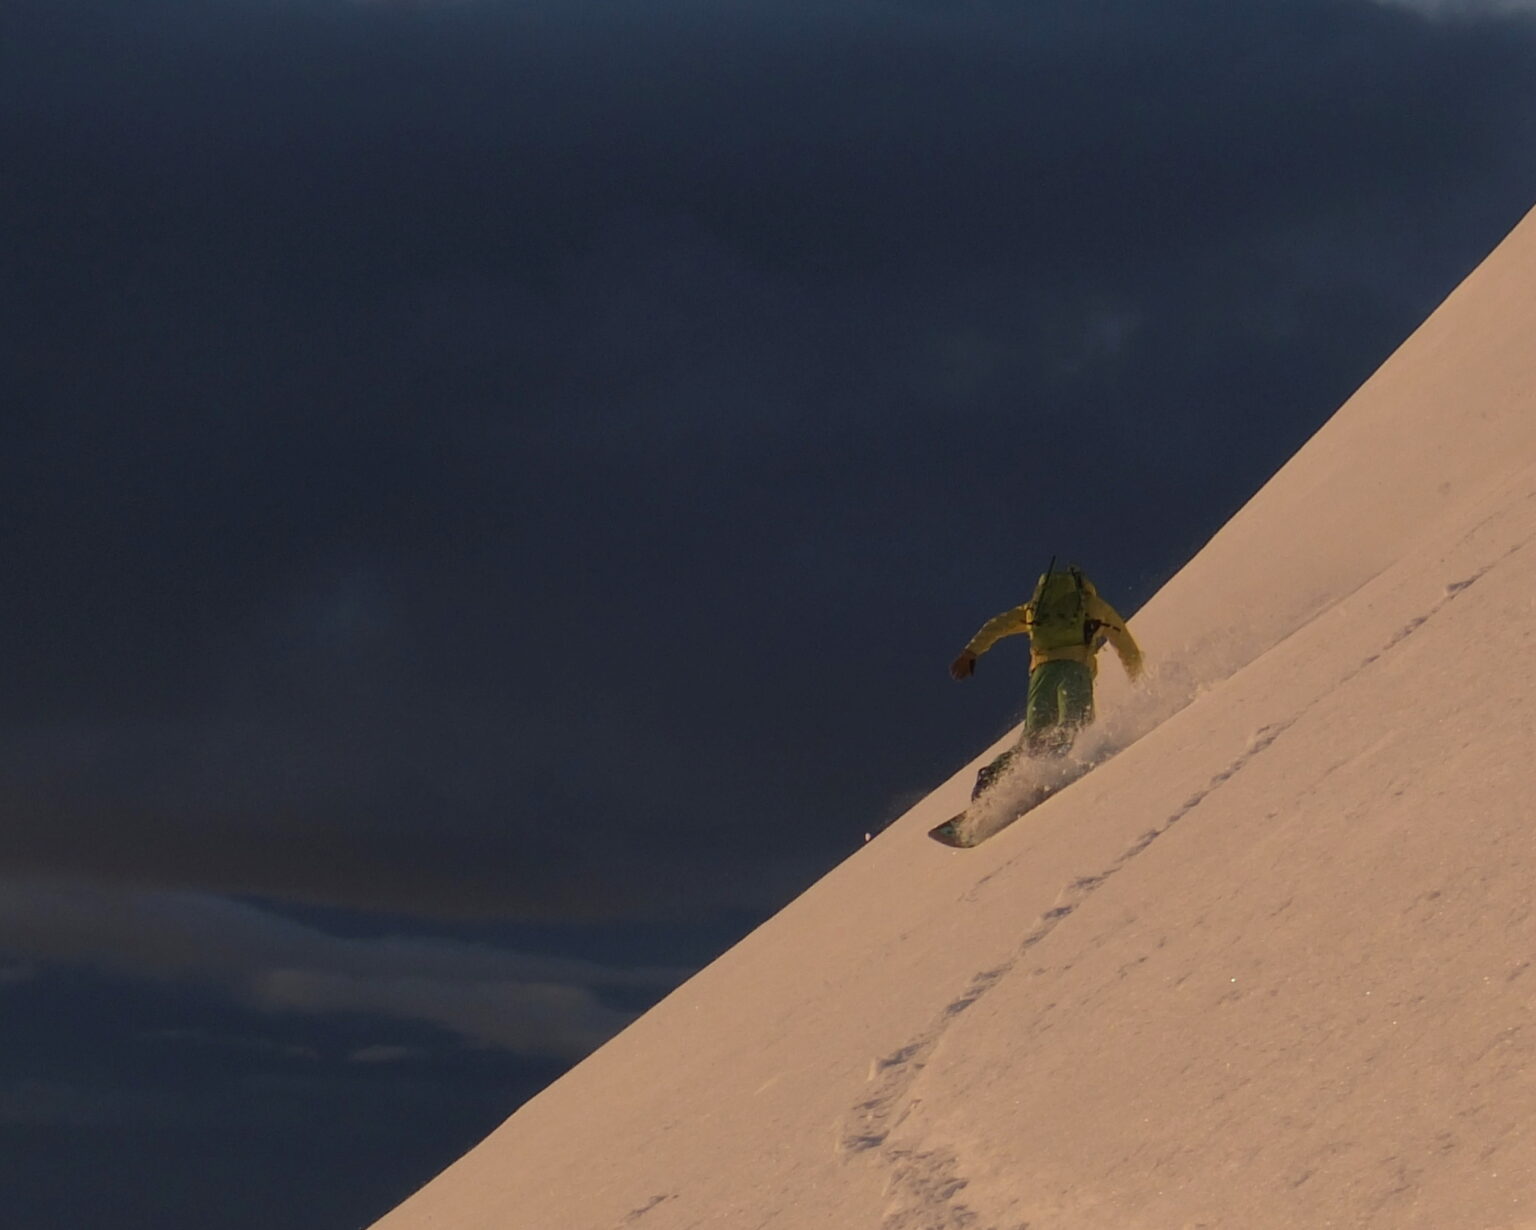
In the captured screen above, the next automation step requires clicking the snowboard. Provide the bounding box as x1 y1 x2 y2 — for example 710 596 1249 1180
927 780 1057 848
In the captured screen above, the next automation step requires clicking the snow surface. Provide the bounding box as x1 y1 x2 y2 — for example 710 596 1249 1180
371 203 1536 1230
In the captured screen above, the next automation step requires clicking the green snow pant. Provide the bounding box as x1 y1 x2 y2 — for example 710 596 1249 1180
971 660 1095 799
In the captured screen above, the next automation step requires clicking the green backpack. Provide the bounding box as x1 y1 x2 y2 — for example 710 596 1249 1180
1027 566 1091 652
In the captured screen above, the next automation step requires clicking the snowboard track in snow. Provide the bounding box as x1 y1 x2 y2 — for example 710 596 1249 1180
835 727 1289 1229
836 552 1512 1230
619 1193 677 1224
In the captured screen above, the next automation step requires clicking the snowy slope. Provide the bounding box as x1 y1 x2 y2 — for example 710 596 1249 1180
371 203 1536 1230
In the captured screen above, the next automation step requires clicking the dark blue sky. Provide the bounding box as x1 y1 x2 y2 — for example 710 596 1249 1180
4 1 1535 1226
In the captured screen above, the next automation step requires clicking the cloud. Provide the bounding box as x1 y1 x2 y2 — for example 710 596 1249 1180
252 969 627 1056
143 1027 321 1062
1371 0 1536 13
0 881 689 1058
0 1079 125 1128
346 1043 422 1063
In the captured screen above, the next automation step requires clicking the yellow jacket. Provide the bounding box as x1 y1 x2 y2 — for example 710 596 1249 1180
963 577 1143 680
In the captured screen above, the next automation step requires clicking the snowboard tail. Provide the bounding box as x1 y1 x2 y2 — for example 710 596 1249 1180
927 815 979 848
927 780 1057 848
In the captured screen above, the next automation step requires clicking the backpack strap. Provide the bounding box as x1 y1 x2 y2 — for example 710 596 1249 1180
1070 566 1092 645
1024 558 1054 630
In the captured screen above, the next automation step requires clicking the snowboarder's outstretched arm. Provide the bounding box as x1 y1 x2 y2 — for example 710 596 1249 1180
950 603 1033 679
1087 594 1143 681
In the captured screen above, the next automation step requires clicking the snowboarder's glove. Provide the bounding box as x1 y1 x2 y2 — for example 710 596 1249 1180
950 651 977 680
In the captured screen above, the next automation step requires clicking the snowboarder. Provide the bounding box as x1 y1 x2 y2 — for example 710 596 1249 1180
950 564 1143 798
